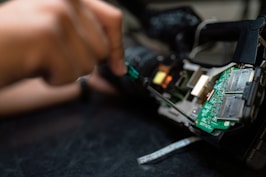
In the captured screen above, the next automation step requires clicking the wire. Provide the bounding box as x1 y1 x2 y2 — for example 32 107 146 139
137 136 201 165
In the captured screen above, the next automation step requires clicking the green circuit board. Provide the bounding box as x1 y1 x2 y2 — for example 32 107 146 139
195 67 239 134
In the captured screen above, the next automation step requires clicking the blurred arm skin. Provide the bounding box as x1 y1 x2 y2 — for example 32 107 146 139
0 78 80 116
0 74 116 116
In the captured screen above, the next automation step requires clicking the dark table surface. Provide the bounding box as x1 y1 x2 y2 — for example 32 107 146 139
0 92 266 177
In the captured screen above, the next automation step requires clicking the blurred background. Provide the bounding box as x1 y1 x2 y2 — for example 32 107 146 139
111 0 265 66
146 0 261 20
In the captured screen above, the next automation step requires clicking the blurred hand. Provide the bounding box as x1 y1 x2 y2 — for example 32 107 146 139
0 0 126 88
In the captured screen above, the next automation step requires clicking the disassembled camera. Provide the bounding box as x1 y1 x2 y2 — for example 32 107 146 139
122 13 266 169
101 3 266 169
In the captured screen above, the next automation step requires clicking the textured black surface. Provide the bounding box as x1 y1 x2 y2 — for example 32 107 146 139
0 93 266 177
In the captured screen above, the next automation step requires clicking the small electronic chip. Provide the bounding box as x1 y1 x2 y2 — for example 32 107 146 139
226 68 254 93
217 95 244 121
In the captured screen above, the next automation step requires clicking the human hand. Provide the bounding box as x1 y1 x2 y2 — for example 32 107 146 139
82 0 127 76
0 0 126 88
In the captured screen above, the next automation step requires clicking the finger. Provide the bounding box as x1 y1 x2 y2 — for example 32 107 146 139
40 0 108 64
59 1 98 75
71 0 109 60
44 0 102 82
83 0 127 76
42 43 80 85
87 69 117 94
37 13 84 85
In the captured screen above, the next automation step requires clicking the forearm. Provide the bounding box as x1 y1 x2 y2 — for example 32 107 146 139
0 78 80 116
0 72 117 116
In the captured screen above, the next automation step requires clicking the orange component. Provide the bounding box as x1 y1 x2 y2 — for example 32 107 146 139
162 75 173 89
